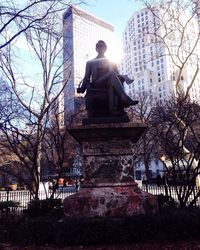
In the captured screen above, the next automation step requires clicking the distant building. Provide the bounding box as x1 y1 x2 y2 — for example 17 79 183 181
121 4 200 105
63 6 114 118
120 4 200 181
48 93 65 128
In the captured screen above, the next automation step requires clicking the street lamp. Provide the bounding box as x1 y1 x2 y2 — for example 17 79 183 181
160 155 165 163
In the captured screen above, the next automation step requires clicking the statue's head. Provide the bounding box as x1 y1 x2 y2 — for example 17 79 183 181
96 40 107 54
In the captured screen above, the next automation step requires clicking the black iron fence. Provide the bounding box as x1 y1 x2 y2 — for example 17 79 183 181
142 184 200 206
0 186 76 212
0 185 200 213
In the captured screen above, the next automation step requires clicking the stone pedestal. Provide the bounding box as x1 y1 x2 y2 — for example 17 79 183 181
63 123 157 218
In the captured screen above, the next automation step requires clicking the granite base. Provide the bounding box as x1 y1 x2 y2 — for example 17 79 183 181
63 182 157 218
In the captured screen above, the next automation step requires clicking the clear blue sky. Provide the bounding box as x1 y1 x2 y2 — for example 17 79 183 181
81 0 142 47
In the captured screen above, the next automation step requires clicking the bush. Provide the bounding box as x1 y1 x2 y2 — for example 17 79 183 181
1 207 200 246
0 201 19 215
0 214 21 243
157 194 178 211
14 216 57 245
54 209 200 247
25 199 63 218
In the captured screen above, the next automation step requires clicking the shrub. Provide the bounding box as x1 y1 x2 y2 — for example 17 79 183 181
14 216 57 245
1 207 200 246
25 199 63 218
157 194 178 211
0 214 21 243
0 201 19 215
54 209 200 246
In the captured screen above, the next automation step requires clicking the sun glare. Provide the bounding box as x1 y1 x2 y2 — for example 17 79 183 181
106 43 123 64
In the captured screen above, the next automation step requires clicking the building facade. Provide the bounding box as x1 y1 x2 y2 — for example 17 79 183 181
63 6 114 116
119 4 200 182
120 4 200 105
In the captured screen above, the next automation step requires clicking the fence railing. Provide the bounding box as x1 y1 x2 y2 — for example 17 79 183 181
0 185 200 214
142 184 200 206
0 186 76 212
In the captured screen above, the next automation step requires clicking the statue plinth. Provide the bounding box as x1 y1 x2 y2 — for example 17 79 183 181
63 123 157 218
67 122 146 143
82 115 129 125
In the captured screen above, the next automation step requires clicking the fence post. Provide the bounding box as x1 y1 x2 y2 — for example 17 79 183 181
6 189 9 202
164 184 168 197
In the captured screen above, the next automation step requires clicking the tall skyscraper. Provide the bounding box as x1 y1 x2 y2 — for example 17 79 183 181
63 6 114 116
121 4 200 105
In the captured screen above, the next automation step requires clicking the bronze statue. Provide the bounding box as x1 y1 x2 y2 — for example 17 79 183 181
77 40 138 119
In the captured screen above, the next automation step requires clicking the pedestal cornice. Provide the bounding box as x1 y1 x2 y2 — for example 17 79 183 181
67 123 147 144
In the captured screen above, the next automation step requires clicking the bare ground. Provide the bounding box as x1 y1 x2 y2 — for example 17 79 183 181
1 241 200 250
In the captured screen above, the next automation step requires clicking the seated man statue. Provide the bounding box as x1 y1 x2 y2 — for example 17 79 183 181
77 40 138 118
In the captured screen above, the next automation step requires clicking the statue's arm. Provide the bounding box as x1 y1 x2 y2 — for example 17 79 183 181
77 62 91 93
83 61 91 84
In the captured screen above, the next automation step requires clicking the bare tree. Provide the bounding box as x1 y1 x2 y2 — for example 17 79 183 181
134 0 200 205
0 4 74 198
0 78 23 123
41 106 81 198
128 92 160 182
0 0 84 49
151 97 200 207
139 0 200 100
